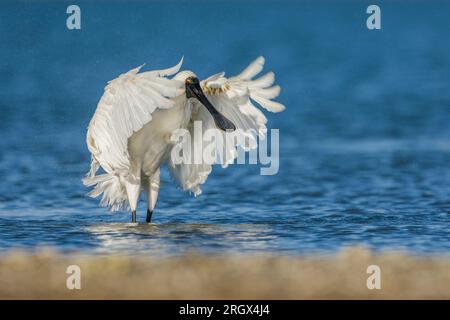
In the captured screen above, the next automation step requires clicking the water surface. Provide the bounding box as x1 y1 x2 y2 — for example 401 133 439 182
0 1 449 256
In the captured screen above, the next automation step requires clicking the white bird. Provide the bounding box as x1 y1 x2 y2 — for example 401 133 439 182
83 56 285 223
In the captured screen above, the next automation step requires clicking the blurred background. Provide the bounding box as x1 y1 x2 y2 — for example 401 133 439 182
0 0 449 256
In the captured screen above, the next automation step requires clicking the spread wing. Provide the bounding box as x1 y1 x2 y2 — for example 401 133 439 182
168 56 285 196
86 59 184 177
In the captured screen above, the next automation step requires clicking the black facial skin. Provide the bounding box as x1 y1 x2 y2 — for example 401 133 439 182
185 77 236 131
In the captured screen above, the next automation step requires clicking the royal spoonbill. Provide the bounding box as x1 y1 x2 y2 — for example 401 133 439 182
83 57 285 222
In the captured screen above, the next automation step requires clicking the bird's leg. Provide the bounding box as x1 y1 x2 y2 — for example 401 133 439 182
146 168 160 223
125 179 141 223
146 209 153 223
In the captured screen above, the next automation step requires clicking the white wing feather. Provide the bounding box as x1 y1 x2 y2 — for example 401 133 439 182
169 56 285 195
86 59 184 176
84 59 184 211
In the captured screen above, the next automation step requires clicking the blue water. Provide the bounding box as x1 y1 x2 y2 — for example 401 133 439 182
0 1 449 256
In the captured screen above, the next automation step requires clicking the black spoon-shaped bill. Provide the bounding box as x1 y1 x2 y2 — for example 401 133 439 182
186 78 236 132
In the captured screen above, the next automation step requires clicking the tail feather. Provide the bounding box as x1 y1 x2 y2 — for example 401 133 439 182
83 173 129 211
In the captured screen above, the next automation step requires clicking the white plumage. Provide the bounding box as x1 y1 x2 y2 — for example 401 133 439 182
83 56 285 222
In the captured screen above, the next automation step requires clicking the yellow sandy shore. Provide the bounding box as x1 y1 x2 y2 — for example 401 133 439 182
0 247 449 299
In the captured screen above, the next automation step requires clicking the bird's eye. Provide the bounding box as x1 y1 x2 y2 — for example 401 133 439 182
186 77 198 85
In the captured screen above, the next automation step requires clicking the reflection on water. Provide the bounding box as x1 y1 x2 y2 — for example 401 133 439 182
86 223 276 256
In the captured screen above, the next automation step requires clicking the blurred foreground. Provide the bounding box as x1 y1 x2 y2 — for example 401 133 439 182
1 248 449 299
